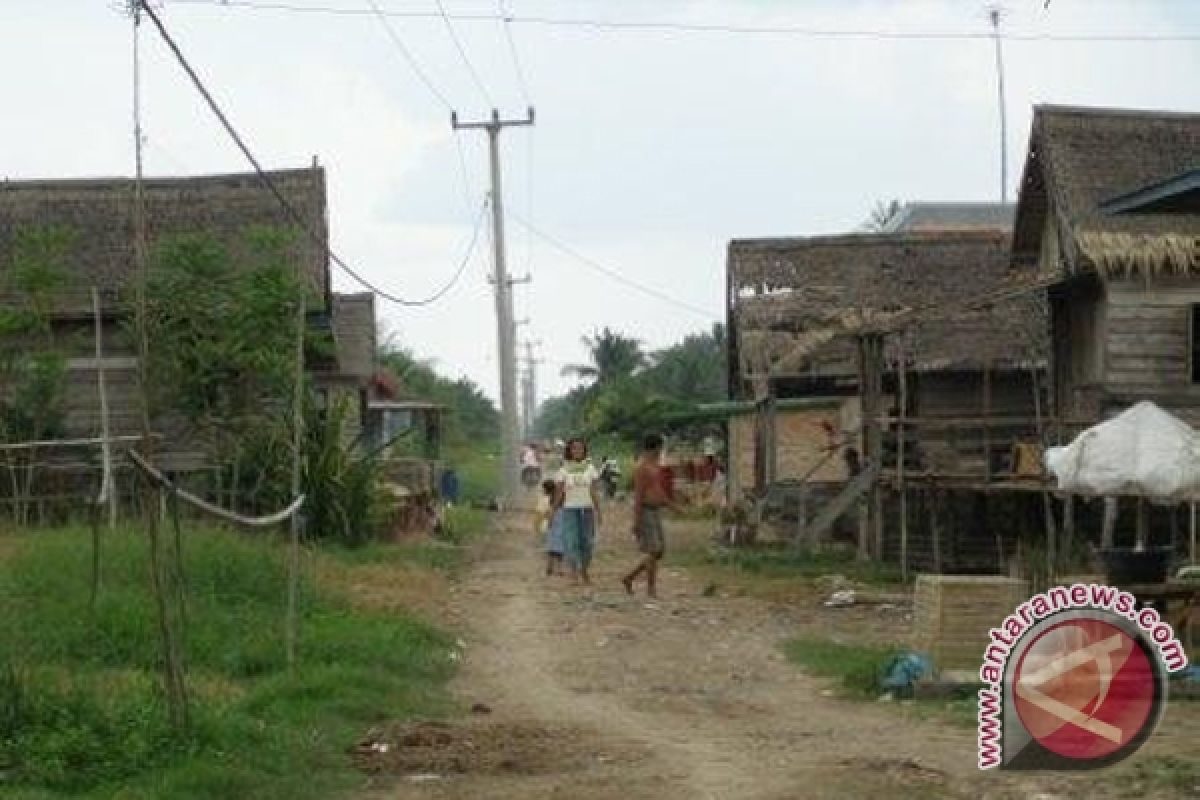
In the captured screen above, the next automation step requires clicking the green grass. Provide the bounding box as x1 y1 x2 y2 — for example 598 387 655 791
444 440 501 505
784 637 981 726
783 636 902 698
0 524 456 799
672 545 902 586
324 505 490 575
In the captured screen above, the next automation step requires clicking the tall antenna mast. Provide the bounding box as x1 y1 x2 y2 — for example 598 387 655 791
988 5 1009 203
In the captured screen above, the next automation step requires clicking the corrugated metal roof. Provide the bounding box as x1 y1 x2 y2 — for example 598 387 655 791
883 203 1015 233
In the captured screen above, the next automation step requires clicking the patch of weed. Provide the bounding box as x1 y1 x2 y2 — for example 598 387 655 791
0 524 455 799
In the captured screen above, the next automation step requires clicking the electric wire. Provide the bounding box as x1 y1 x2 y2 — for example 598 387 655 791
496 0 531 106
166 1 1200 42
363 0 454 109
360 0 478 213
432 0 494 107
140 1 487 307
492 0 536 280
508 213 719 320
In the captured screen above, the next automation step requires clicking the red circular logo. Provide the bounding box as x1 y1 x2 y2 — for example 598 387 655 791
1013 617 1156 761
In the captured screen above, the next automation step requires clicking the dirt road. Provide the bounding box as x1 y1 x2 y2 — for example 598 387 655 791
364 507 1195 799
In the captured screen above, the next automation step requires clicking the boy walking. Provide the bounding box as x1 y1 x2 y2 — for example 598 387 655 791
622 434 678 598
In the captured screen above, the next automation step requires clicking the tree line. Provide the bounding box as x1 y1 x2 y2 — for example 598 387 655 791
535 324 727 444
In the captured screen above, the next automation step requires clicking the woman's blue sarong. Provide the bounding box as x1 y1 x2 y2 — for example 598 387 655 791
559 507 595 570
544 509 565 555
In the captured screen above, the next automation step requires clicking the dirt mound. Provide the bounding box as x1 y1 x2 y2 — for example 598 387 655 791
352 719 621 778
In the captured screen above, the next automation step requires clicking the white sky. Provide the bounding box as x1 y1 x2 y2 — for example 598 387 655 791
4 0 1200 402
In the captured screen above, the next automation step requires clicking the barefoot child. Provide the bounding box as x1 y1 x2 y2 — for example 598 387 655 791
534 479 564 575
623 434 680 598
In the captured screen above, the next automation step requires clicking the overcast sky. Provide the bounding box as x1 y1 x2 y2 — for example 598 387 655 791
5 0 1200 403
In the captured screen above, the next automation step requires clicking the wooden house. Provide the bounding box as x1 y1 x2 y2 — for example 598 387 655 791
0 167 377 498
1011 105 1200 428
726 222 1050 568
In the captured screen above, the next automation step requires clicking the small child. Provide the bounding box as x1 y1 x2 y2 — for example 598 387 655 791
534 479 565 575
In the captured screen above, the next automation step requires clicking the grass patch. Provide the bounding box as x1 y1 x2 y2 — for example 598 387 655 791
444 441 501 505
0 524 456 799
323 505 490 575
783 636 901 697
784 637 982 727
673 544 902 586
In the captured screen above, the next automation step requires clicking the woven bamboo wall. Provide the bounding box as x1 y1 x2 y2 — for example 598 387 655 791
912 575 1029 671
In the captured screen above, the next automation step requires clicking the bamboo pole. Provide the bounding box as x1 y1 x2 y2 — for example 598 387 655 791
92 288 117 528
285 294 305 674
130 0 188 731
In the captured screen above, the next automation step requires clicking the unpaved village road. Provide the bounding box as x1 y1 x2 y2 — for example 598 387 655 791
365 506 1197 800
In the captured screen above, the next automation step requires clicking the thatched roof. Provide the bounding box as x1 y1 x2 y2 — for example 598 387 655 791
729 230 1045 382
0 168 329 313
1012 105 1200 279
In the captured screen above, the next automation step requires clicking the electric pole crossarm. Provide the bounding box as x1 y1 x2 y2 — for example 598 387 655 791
452 107 536 130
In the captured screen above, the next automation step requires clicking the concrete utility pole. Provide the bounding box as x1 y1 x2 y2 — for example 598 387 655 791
988 6 1009 203
520 339 543 439
452 107 535 503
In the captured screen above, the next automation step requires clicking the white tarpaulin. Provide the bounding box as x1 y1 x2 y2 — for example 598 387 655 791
1044 402 1200 502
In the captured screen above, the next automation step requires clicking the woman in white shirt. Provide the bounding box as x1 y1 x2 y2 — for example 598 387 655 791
554 436 602 586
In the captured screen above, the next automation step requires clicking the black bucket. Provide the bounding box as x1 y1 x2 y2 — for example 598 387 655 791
1099 547 1174 585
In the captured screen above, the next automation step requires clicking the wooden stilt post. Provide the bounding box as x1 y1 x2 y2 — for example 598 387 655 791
856 334 884 561
983 362 992 485
1190 501 1196 565
1030 361 1058 585
1062 493 1074 570
1102 496 1118 549
930 488 943 574
898 345 909 583
1047 493 1057 586
856 337 870 561
765 389 778 489
1136 496 1148 551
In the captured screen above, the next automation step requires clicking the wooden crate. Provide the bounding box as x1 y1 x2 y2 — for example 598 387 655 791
912 575 1029 671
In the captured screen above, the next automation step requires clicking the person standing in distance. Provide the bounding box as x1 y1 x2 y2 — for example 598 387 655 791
623 433 680 598
554 436 601 586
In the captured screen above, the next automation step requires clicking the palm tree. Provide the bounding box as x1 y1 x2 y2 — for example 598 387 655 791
561 327 646 385
862 199 904 232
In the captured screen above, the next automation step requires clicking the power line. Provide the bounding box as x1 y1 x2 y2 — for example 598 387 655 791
493 0 536 275
359 0 478 213
363 0 453 110
405 196 491 305
509 214 719 320
496 0 531 106
139 1 484 307
432 0 494 107
166 1 1200 42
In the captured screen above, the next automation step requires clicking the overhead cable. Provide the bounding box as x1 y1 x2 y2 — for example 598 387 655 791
141 1 487 307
